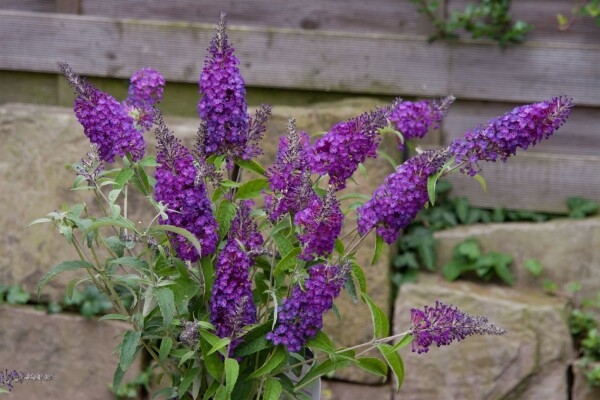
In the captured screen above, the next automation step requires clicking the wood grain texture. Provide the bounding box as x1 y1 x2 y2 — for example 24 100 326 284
55 0 79 14
449 0 600 45
79 0 436 36
1 10 599 106
0 0 53 12
442 100 600 157
446 152 600 213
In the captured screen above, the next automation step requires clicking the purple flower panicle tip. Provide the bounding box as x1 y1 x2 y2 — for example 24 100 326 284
123 68 166 131
267 262 350 352
198 13 264 164
265 118 316 220
391 96 455 150
309 104 393 190
295 187 343 260
450 96 573 176
410 301 506 354
59 62 146 163
210 201 263 350
154 111 218 262
357 148 449 244
0 369 54 392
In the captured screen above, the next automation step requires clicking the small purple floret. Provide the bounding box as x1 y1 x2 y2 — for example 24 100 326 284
309 105 392 190
391 96 454 149
410 301 506 354
154 112 218 262
123 68 166 130
210 201 263 349
267 262 350 352
450 96 573 176
295 188 343 260
357 149 449 244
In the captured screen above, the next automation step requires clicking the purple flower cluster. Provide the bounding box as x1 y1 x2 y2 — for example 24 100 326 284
295 188 343 260
123 68 166 131
60 62 147 163
198 13 264 163
410 301 506 354
0 369 54 392
309 106 391 190
154 112 218 262
391 96 455 149
357 149 449 244
210 201 263 345
267 263 350 352
265 118 316 220
450 96 573 176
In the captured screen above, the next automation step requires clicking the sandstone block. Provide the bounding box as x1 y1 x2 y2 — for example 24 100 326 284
321 380 391 400
0 305 141 399
433 218 600 303
393 274 574 400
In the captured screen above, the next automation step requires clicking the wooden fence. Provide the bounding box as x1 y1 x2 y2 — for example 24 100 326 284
1 0 599 212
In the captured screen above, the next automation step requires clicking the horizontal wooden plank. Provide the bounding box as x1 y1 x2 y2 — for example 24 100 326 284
442 100 600 157
0 11 599 106
0 1 53 12
446 152 600 213
450 0 600 45
79 0 435 36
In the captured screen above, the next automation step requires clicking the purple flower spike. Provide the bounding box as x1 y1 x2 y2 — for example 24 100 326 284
210 201 263 349
123 68 166 130
154 111 218 262
295 187 343 260
309 104 393 190
410 301 506 354
357 149 449 244
450 96 573 176
265 118 316 220
0 369 54 392
59 62 146 163
391 96 455 149
198 13 264 164
267 262 350 352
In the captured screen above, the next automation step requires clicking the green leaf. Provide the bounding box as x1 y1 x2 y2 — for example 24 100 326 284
567 197 599 219
427 174 438 206
352 262 367 295
179 367 200 395
159 337 173 361
524 259 543 277
112 365 125 392
454 239 481 261
442 260 470 281
85 216 137 233
294 356 353 392
120 330 142 371
263 377 283 400
0 387 10 394
246 346 287 380
207 337 232 356
154 287 176 328
493 259 515 286
356 357 388 377
378 343 404 392
115 167 135 188
225 358 240 396
200 336 224 380
236 159 266 176
108 257 149 272
99 314 130 322
391 334 414 352
472 174 487 192
138 155 158 167
220 179 241 188
337 193 371 201
306 331 335 353
371 234 384 265
29 217 51 226
150 224 203 258
216 200 237 241
273 247 302 276
38 260 93 298
178 350 195 367
272 232 293 256
234 178 269 200
376 149 398 168
6 286 30 305
362 293 389 338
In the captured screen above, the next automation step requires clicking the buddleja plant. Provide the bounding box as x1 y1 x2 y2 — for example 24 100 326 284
33 12 572 400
